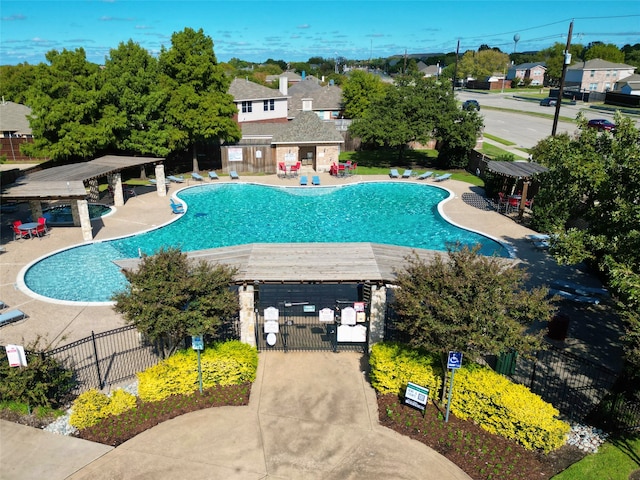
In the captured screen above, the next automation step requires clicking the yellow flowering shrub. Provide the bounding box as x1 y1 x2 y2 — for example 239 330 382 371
450 364 570 452
137 340 258 402
369 342 442 401
70 388 136 430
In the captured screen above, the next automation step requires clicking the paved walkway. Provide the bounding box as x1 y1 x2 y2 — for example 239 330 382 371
0 172 624 479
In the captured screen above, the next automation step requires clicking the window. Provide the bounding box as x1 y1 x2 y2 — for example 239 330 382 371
263 99 274 111
612 70 617 77
590 70 595 77
605 83 611 91
606 70 611 77
589 83 598 91
242 101 252 113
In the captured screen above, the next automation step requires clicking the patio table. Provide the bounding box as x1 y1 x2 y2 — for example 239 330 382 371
17 222 38 238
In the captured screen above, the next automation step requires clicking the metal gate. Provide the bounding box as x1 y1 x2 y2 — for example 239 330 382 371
255 284 370 353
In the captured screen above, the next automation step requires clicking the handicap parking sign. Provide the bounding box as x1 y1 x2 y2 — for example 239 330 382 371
447 351 463 369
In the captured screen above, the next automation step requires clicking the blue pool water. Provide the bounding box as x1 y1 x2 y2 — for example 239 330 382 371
23 182 508 303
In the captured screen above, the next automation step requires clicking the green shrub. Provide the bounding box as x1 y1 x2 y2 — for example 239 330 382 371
450 364 570 452
0 352 75 408
369 342 442 401
70 388 137 429
137 340 258 402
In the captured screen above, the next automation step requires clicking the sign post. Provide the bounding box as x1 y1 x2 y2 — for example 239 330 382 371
445 351 463 423
191 335 204 393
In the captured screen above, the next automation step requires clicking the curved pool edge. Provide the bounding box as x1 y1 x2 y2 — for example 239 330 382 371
19 179 514 306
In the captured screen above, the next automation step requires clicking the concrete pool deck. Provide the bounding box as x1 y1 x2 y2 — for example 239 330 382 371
0 171 625 480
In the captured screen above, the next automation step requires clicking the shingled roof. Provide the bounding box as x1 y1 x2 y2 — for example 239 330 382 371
288 84 343 118
567 59 636 71
271 111 344 144
229 78 287 101
0 101 32 135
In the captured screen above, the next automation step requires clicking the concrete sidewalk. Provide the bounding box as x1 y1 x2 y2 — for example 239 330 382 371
2 352 472 480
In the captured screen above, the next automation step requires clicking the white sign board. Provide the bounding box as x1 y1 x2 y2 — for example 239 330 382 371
5 344 27 367
264 307 279 322
404 382 429 413
319 308 335 323
228 147 243 162
341 307 356 325
337 324 367 342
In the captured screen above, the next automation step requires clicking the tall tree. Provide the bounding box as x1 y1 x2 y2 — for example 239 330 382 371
539 42 584 85
102 40 170 157
584 43 625 63
22 48 113 162
621 43 640 69
0 63 38 104
392 246 554 361
158 28 241 172
112 248 239 347
457 49 510 79
530 112 640 373
341 70 387 119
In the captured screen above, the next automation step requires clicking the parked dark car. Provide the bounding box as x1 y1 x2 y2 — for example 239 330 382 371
462 99 480 111
587 119 616 132
539 97 557 107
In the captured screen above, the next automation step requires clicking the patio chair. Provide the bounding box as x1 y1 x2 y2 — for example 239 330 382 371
433 173 452 182
191 172 204 182
167 175 185 183
401 169 412 178
34 217 49 238
208 171 219 180
0 309 26 327
417 171 433 180
389 169 400 178
230 171 240 180
312 175 321 186
300 175 308 186
12 221 30 241
170 199 185 214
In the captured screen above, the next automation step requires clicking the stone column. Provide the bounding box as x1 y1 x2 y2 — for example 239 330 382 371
155 164 167 197
76 199 93 240
28 200 43 222
368 284 387 351
112 173 125 207
238 285 256 347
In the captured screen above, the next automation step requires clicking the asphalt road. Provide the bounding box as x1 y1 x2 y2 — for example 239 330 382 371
456 90 637 150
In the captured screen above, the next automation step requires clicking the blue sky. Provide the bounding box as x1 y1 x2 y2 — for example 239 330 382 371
1 0 639 65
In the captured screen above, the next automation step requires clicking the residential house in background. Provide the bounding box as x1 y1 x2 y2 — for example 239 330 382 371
506 62 546 86
287 78 343 120
566 59 636 93
617 74 640 96
418 63 440 78
0 101 46 161
228 78 289 124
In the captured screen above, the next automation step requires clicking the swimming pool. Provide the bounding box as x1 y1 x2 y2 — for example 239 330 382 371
43 203 114 225
21 182 509 304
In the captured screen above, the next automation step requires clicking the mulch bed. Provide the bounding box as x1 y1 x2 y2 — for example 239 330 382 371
377 394 586 480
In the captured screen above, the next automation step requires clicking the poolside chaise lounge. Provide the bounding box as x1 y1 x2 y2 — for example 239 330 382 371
149 179 170 186
401 169 412 178
548 289 600 305
550 280 609 298
230 171 240 180
417 171 434 180
170 199 184 214
0 309 26 327
191 172 204 182
208 171 219 180
433 173 452 182
526 234 550 242
300 175 308 186
0 301 6 309
167 175 185 183
312 175 321 185
389 169 400 178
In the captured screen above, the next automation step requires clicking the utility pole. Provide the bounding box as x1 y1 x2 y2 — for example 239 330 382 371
552 20 574 136
452 39 460 93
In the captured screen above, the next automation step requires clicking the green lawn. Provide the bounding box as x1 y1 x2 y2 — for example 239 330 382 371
483 133 516 146
552 436 640 480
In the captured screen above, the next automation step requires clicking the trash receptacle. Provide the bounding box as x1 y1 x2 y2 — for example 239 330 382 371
547 313 570 341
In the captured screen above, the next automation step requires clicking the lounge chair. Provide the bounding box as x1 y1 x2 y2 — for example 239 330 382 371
170 199 185 214
167 175 185 183
149 179 169 186
208 171 219 180
526 234 550 243
433 173 452 182
191 172 204 182
230 171 239 180
0 309 26 327
389 169 400 178
300 175 308 186
417 171 433 180
402 169 412 178
0 301 6 309
312 175 320 186
550 281 609 298
548 289 600 305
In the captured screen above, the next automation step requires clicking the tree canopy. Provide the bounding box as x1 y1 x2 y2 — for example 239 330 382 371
348 75 482 166
112 248 239 346
341 70 387 119
530 112 640 373
457 49 510 80
392 246 554 360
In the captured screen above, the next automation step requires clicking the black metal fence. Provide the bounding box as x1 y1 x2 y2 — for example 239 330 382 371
2 319 240 395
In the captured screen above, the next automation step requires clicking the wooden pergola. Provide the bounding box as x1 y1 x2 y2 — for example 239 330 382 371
486 160 549 219
1 155 165 240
